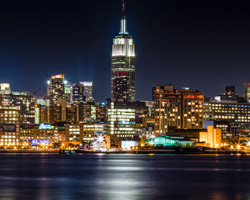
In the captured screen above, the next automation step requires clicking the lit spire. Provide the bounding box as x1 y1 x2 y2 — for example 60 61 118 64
120 0 128 34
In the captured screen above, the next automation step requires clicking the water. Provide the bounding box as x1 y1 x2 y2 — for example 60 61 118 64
0 153 249 200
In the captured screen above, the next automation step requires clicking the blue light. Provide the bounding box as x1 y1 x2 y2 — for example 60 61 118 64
39 123 52 129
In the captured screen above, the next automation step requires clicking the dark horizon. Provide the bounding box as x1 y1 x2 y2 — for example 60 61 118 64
0 0 249 101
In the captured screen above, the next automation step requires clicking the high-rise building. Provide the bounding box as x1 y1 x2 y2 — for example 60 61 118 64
0 83 11 95
153 85 204 136
71 83 86 104
1 93 36 125
0 106 20 146
81 82 94 102
47 74 65 105
111 6 135 102
108 2 136 136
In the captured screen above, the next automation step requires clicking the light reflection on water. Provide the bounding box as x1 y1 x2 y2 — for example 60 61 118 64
0 154 250 200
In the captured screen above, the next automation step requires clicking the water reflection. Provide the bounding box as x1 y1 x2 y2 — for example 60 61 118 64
0 154 249 199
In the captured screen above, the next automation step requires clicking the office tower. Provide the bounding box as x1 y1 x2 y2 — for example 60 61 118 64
0 106 20 146
204 86 250 138
47 74 65 105
96 103 107 122
81 82 94 102
111 5 135 102
153 85 204 136
0 83 11 95
1 92 36 125
71 83 86 104
108 1 136 137
108 101 136 136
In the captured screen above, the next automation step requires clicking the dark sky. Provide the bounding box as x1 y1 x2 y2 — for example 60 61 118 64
0 0 249 101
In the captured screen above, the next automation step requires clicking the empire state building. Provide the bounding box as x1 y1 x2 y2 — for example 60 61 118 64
111 14 136 102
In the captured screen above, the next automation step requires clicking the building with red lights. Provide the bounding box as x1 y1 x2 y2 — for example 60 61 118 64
153 85 204 136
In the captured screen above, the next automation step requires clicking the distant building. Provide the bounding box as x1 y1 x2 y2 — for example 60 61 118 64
0 106 20 146
37 96 50 107
65 123 107 146
20 125 60 145
0 83 11 95
153 84 204 136
47 74 65 105
71 83 86 104
204 86 250 137
96 103 107 122
166 125 221 148
145 135 195 147
111 14 135 102
1 93 36 125
107 101 136 136
81 82 94 102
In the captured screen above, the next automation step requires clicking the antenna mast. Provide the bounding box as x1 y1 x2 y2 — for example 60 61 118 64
122 0 125 14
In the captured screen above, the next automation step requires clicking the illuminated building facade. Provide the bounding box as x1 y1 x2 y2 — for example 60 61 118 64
0 106 20 146
108 3 136 137
111 16 135 102
71 83 86 104
199 126 221 148
145 135 195 147
153 85 204 136
0 83 11 95
204 86 250 137
20 125 60 145
66 124 84 145
81 82 94 102
47 74 65 105
96 103 107 122
83 123 107 142
65 123 107 145
1 93 36 125
108 102 136 136
204 101 250 137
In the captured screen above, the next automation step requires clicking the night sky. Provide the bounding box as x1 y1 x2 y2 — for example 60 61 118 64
0 0 249 101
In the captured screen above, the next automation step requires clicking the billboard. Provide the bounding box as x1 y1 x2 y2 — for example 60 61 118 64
121 141 138 150
30 140 50 145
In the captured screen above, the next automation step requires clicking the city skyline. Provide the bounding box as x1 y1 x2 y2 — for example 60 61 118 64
0 0 249 101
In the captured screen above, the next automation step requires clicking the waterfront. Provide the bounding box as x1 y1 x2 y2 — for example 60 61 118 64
0 154 250 200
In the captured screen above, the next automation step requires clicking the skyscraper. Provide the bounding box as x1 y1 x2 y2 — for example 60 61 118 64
108 1 136 137
111 3 135 102
71 83 86 104
47 74 65 105
81 82 94 102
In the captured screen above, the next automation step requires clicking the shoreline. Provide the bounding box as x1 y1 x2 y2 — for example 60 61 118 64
0 149 248 155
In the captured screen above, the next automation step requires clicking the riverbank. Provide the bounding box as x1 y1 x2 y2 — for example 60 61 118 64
0 149 249 154
0 149 59 153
